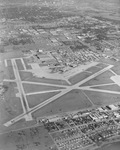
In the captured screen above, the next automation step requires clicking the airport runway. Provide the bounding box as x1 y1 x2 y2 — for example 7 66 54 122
4 61 115 127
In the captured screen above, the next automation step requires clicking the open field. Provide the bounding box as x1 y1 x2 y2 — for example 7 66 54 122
81 70 114 86
84 91 120 106
0 51 23 60
0 118 37 135
19 71 69 85
27 92 60 108
6 60 15 80
69 71 90 85
23 83 65 94
95 63 109 68
0 125 56 150
0 82 23 124
32 89 92 119
86 66 102 74
99 58 118 65
16 59 24 70
111 62 120 75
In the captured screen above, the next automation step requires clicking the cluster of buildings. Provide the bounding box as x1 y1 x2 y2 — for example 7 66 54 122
1 27 35 46
29 46 100 74
1 15 120 63
15 15 119 74
51 127 93 150
40 102 120 150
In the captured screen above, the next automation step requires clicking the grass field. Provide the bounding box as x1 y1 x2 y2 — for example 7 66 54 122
84 90 120 106
23 83 65 94
0 82 23 124
81 70 114 86
69 72 90 85
32 89 92 119
6 60 15 79
19 71 69 85
0 125 56 150
111 62 120 75
27 91 60 108
85 66 101 74
16 59 24 70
